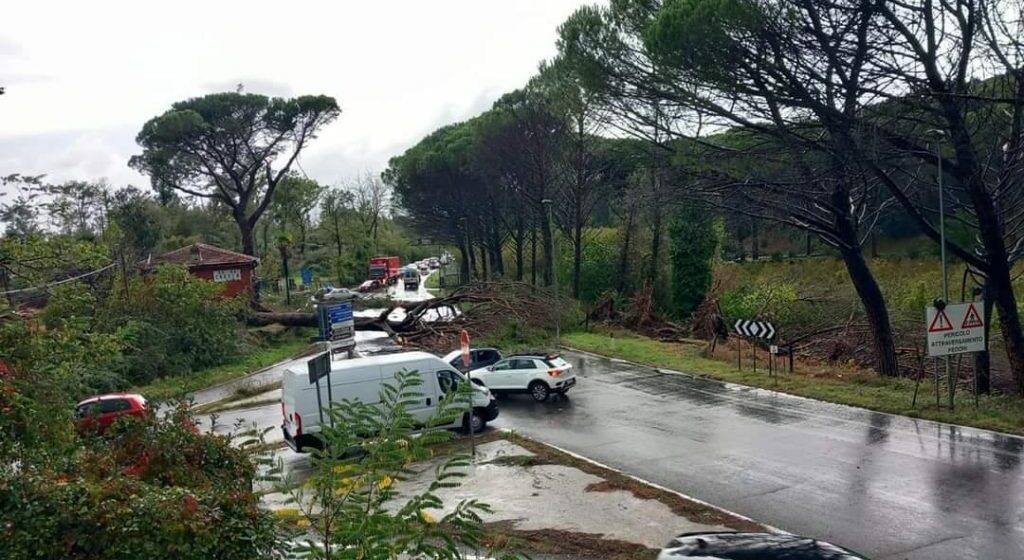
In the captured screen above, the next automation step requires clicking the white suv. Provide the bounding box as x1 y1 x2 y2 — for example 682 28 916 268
469 353 576 402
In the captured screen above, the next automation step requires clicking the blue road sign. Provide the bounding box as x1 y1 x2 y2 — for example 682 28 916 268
327 302 353 324
301 268 313 285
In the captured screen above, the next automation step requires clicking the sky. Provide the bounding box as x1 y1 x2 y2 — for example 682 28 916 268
0 0 592 192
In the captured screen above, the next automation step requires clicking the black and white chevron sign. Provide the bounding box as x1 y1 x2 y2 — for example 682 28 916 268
734 319 776 340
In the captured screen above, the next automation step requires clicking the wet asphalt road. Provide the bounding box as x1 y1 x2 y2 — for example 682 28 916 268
491 350 1024 560
200 338 1024 559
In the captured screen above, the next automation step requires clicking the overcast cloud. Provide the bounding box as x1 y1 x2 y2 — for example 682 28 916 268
0 0 590 191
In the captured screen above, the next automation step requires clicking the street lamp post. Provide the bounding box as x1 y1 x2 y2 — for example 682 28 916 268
931 132 953 409
459 217 470 285
541 199 560 346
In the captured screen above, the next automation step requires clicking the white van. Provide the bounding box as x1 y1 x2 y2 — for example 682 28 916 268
281 351 498 452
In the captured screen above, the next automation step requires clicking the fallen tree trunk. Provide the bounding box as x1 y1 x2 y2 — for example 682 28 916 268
248 312 315 328
248 311 391 332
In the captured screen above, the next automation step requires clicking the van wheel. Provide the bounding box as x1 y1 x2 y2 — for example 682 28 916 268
529 381 550 402
463 411 485 434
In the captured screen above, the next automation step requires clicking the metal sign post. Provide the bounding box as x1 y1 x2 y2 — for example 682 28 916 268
926 300 986 411
936 145 953 409
733 319 776 375
315 294 354 427
307 352 330 426
459 329 475 457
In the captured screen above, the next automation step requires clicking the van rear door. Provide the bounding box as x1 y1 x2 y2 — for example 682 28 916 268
281 368 310 440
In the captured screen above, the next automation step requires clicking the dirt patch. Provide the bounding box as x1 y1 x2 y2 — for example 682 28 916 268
194 381 282 413
504 434 762 532
484 454 555 468
427 430 505 457
483 521 658 560
234 380 282 398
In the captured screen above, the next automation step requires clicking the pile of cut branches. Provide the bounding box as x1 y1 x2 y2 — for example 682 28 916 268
395 281 560 353
618 285 688 342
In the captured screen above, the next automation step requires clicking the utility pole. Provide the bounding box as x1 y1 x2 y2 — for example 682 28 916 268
278 241 292 306
542 199 560 346
932 133 953 409
460 217 470 284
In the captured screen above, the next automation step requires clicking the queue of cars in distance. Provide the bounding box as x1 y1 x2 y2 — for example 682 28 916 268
402 266 420 290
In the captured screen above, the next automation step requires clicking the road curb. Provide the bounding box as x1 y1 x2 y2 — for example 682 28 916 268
560 344 1024 442
509 430 786 535
561 345 717 382
189 344 318 404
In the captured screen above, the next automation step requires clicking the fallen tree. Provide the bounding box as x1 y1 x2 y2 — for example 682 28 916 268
248 282 560 352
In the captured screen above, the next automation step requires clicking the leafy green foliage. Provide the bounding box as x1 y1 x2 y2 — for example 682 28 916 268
1 403 280 560
554 227 618 303
116 265 244 382
668 203 719 316
3 262 244 398
130 92 340 254
38 265 244 390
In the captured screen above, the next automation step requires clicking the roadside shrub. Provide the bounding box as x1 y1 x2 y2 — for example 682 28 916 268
668 205 719 317
27 264 244 392
106 265 244 385
482 320 555 351
1 398 280 560
0 318 127 415
719 281 814 328
78 406 254 489
3 473 278 560
573 230 619 303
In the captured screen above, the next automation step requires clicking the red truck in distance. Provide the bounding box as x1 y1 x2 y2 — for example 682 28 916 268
368 256 401 287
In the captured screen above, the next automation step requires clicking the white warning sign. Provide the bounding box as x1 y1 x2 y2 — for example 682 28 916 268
926 303 986 356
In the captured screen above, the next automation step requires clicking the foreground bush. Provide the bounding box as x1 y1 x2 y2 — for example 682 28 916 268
0 394 281 560
3 474 278 560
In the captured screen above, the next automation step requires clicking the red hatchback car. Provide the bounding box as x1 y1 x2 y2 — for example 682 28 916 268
75 393 148 434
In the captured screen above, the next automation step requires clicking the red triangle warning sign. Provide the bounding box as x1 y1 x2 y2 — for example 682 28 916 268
961 303 984 329
929 309 954 332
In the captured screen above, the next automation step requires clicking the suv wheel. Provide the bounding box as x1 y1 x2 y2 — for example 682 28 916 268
529 381 550 402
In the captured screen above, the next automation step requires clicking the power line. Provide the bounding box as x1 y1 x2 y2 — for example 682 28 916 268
1 263 116 295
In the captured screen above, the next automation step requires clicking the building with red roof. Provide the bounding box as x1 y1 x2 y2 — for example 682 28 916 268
143 243 258 298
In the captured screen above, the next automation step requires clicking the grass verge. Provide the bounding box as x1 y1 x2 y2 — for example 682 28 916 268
424 270 441 290
196 388 282 414
477 322 556 353
136 334 312 401
563 329 1024 436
